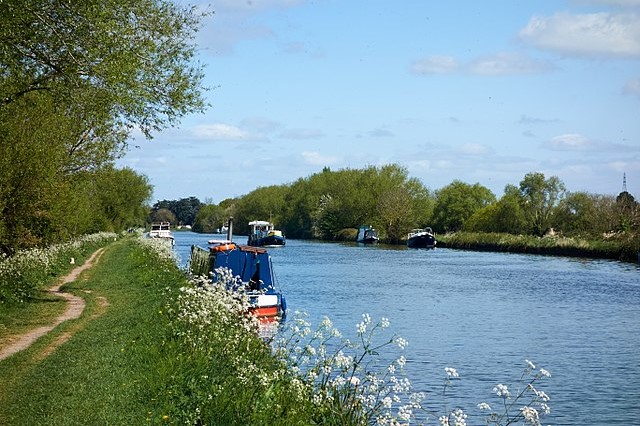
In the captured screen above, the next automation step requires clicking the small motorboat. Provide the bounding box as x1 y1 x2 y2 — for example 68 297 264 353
356 225 379 244
247 220 286 247
147 222 175 246
407 227 437 249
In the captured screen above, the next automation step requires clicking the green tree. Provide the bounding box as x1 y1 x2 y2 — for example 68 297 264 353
152 197 202 226
464 185 527 234
0 97 69 251
374 165 433 243
1 0 207 135
518 172 566 236
554 192 601 236
432 180 496 232
151 209 177 226
93 167 153 232
193 204 226 233
0 0 207 252
616 189 638 232
233 186 288 235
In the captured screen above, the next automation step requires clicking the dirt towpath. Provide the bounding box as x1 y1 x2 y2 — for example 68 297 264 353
0 248 105 361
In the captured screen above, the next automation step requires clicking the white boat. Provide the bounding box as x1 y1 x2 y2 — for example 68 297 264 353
247 220 286 247
148 222 175 245
407 227 436 249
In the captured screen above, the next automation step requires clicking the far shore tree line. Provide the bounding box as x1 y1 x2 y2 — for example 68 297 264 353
161 165 639 249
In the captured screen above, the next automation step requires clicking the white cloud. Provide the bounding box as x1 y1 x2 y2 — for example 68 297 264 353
548 133 592 150
407 159 431 170
301 151 339 166
239 117 281 134
195 0 304 54
410 55 458 74
411 53 551 76
468 53 552 75
519 12 640 57
517 115 560 125
192 123 250 140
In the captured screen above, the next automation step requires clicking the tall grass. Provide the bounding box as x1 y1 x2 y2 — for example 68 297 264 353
438 231 639 262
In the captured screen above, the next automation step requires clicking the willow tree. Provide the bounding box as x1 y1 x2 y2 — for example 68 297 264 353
0 0 208 251
518 172 566 236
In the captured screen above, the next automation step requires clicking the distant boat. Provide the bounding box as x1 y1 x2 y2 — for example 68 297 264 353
190 240 286 324
407 227 436 249
356 225 379 244
147 222 175 245
247 220 286 247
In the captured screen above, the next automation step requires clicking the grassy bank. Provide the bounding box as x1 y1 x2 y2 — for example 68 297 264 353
0 237 186 424
437 231 640 262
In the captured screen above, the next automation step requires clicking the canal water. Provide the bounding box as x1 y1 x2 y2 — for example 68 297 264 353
173 231 640 425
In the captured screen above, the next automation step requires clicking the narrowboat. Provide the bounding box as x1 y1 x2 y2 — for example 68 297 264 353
190 240 286 323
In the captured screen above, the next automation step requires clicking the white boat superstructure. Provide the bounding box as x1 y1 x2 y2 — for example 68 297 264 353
148 222 175 245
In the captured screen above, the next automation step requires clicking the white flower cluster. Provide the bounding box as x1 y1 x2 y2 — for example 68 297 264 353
0 232 118 302
475 360 552 426
272 311 427 425
135 234 178 264
169 270 258 351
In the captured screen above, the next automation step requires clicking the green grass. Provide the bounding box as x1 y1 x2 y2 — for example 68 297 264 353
0 237 185 425
0 291 67 343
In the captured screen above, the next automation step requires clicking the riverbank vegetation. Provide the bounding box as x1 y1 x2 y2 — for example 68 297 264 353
0 235 553 425
0 232 118 305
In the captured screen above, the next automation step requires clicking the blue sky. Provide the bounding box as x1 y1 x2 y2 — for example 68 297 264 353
118 0 640 203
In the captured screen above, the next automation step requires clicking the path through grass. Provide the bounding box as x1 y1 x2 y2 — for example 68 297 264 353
0 237 185 425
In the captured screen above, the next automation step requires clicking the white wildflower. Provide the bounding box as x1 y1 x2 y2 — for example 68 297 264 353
395 337 408 349
520 406 540 425
451 408 467 426
493 383 510 398
382 396 393 409
381 317 390 328
477 402 491 411
445 367 459 378
397 355 406 368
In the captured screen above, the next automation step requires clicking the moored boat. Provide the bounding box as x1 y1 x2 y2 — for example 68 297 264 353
190 240 286 324
147 222 175 245
247 220 286 247
356 225 379 244
407 227 436 249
